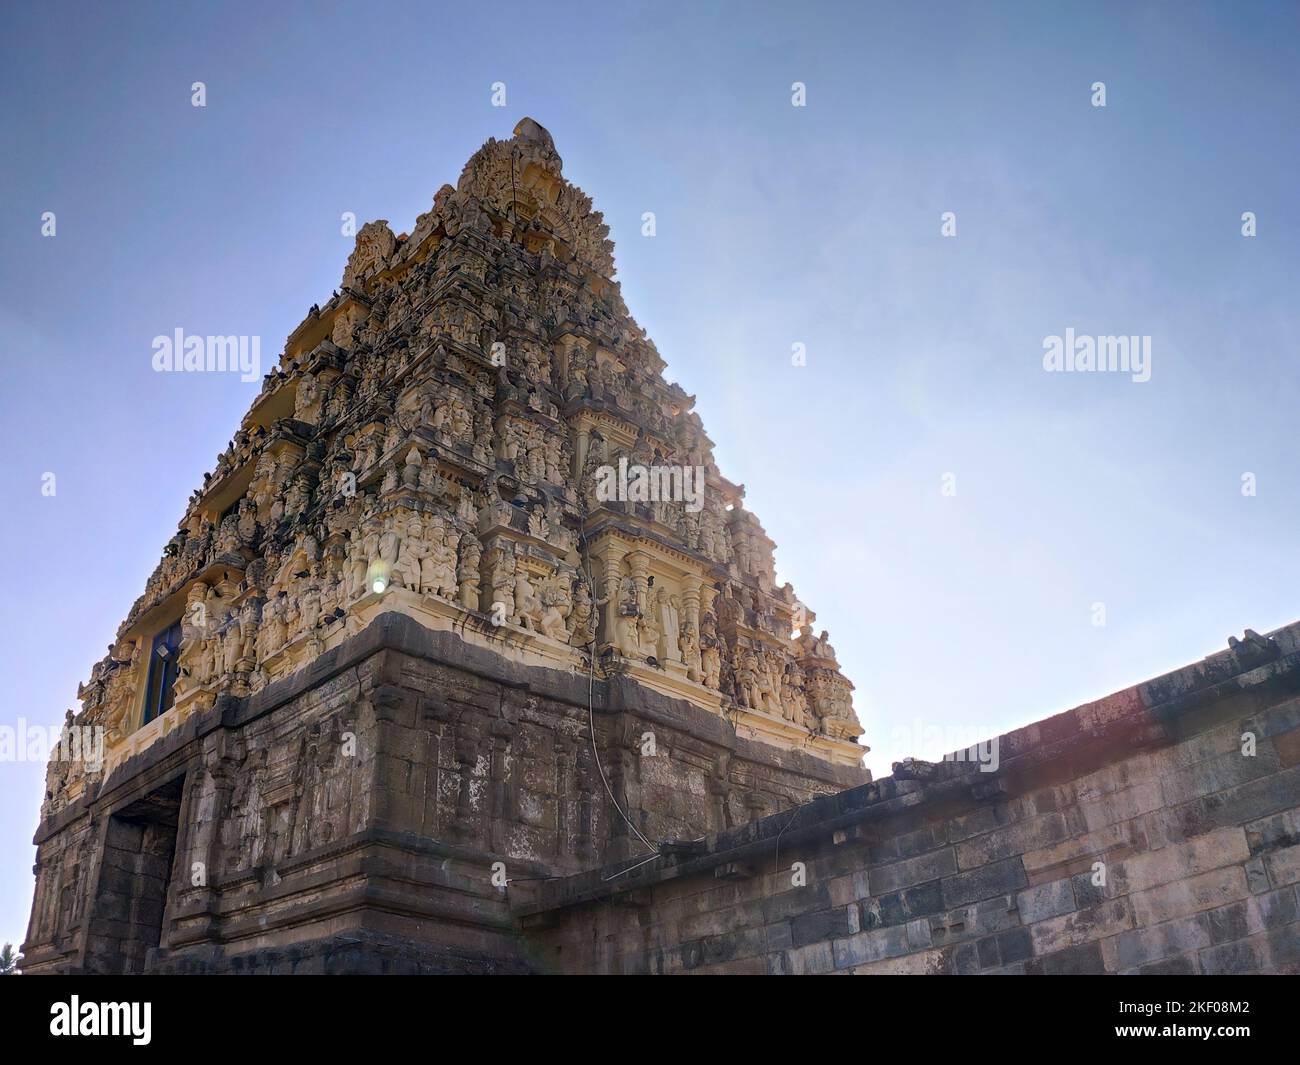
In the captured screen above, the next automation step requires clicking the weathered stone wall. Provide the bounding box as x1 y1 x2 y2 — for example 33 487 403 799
22 613 864 974
33 610 1300 976
518 624 1300 975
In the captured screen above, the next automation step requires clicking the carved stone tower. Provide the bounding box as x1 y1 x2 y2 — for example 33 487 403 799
25 119 866 974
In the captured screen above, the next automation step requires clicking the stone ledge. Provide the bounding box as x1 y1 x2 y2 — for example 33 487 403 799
520 620 1300 918
150 927 532 975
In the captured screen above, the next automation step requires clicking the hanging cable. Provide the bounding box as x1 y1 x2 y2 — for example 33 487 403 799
574 502 659 857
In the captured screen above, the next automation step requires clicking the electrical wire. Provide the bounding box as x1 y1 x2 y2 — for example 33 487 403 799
574 508 660 858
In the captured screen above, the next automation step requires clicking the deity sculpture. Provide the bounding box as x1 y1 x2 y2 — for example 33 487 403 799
485 546 516 621
539 577 572 641
176 582 213 695
655 587 681 664
426 523 458 600
457 532 482 611
377 513 402 586
294 371 322 424
398 514 428 591
513 568 543 630
568 581 597 647
680 624 702 682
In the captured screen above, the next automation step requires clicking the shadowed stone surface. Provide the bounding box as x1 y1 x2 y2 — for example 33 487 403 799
516 622 1300 975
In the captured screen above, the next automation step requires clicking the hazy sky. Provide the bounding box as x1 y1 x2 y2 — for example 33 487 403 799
2 0 1298 949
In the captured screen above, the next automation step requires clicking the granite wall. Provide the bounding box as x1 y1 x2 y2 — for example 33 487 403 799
517 624 1300 975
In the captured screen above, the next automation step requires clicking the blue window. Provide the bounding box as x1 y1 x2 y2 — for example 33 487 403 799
142 620 183 724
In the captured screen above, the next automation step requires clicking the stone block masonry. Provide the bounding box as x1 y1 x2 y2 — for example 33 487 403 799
517 620 1300 974
22 614 862 974
28 609 1300 974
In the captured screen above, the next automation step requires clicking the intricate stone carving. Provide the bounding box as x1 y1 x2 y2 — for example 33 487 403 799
44 117 862 820
341 220 397 291
425 519 458 601
538 575 572 641
512 568 543 631
457 532 482 611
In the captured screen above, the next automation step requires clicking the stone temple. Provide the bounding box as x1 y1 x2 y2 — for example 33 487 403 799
24 121 1300 975
24 118 867 974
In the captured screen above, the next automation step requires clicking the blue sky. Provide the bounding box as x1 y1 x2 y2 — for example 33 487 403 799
1 0 1298 948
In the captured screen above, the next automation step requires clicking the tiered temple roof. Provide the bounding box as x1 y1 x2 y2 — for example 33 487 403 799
50 118 864 816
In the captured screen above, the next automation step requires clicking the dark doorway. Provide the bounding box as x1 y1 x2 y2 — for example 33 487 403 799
84 777 184 974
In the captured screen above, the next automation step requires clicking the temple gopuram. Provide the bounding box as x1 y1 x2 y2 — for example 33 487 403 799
24 119 866 974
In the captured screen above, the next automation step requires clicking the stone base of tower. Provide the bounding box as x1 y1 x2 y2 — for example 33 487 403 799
22 612 866 975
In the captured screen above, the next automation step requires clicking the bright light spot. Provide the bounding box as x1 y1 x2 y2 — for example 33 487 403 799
372 579 386 594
